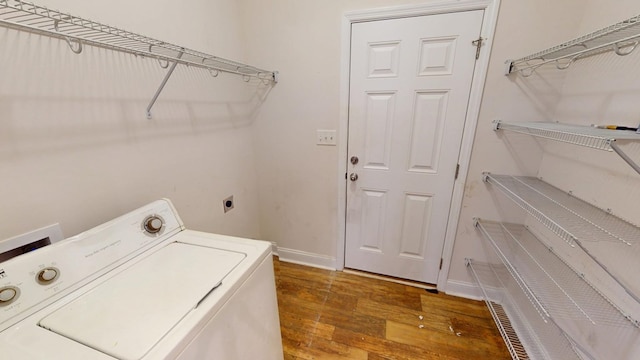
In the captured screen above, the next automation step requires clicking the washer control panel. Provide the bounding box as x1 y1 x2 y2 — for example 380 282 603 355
0 199 184 330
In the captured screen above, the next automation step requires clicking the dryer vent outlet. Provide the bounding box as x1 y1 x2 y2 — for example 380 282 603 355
223 195 234 213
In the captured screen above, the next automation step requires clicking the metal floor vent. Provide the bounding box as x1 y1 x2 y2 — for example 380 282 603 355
491 301 529 360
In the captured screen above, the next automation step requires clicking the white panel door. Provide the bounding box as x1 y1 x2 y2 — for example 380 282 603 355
345 11 483 283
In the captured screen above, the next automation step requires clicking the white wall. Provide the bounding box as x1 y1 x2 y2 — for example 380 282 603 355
453 1 640 356
0 0 266 241
536 0 640 337
540 1 640 225
239 0 430 263
6 0 639 315
446 0 586 289
238 0 589 274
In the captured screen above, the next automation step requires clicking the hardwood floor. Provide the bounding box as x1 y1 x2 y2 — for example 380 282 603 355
274 258 510 360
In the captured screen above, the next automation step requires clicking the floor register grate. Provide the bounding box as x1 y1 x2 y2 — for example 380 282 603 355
491 301 530 360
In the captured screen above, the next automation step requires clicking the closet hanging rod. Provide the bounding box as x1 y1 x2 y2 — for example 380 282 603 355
0 0 277 82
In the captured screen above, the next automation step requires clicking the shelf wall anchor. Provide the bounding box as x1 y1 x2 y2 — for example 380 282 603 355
157 58 169 69
146 50 184 120
54 19 82 54
64 37 83 54
613 41 639 56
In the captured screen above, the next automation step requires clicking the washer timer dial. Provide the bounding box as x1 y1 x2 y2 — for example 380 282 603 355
143 215 164 235
0 286 20 306
36 267 60 285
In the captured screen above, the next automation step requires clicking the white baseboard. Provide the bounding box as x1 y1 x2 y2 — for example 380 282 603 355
445 279 483 300
276 247 337 271
274 247 490 303
445 279 508 306
270 242 279 256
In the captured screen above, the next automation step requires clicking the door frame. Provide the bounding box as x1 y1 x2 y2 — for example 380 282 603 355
336 0 501 291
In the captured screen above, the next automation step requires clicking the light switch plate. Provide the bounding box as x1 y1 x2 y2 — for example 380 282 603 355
317 130 337 146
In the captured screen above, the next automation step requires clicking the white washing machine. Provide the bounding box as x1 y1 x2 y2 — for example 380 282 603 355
0 199 284 360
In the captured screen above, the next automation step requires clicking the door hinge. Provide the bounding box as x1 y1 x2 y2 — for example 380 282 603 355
454 163 460 180
472 37 484 60
439 258 443 270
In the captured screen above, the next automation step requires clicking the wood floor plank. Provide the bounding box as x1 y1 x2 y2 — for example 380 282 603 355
332 327 458 360
356 297 428 328
357 296 507 354
279 285 358 314
386 320 510 360
358 294 500 333
279 311 335 341
329 274 423 311
276 261 337 290
281 325 369 360
421 292 493 320
274 258 511 359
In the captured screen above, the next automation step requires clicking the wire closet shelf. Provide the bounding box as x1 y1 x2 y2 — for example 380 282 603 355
493 121 640 175
474 219 634 328
483 173 640 306
0 0 278 117
505 13 640 76
466 259 585 360
0 0 276 80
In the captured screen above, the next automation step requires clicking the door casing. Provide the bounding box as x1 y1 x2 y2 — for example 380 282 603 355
336 0 501 291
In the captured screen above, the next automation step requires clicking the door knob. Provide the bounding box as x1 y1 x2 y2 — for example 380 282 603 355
349 173 359 181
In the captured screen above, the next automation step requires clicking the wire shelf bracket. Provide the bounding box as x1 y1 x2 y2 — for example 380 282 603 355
146 51 183 119
0 0 278 119
493 120 640 175
505 13 640 76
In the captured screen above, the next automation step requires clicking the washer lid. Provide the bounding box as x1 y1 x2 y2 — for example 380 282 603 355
39 242 245 360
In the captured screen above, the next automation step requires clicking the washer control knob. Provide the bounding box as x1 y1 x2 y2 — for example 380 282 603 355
143 215 164 234
0 286 19 306
36 267 59 285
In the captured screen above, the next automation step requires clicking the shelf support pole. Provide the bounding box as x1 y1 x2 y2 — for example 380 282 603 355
146 50 184 119
610 141 640 175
